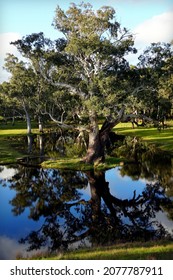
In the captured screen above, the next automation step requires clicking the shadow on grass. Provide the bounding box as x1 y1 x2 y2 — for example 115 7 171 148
116 125 173 152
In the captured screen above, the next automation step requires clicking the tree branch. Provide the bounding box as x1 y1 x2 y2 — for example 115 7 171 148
39 62 87 98
41 109 89 132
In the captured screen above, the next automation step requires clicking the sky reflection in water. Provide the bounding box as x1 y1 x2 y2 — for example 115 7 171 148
0 164 173 259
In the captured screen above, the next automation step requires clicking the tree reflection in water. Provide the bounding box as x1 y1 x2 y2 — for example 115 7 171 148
4 162 173 253
1 135 173 253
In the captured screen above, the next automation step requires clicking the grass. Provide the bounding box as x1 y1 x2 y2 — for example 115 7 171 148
28 241 173 260
0 121 38 164
0 121 38 136
41 157 92 170
115 120 173 152
0 120 173 165
41 156 123 170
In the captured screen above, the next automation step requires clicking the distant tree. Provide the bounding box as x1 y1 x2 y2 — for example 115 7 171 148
11 32 83 132
1 54 36 133
10 33 56 132
137 42 173 118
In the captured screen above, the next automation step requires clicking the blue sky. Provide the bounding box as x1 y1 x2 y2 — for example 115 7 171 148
1 0 173 38
0 0 173 81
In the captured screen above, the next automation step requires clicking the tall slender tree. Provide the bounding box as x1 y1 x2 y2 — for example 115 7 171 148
10 33 56 132
2 54 36 134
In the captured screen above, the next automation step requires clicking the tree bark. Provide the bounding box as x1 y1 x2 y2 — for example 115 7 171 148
24 108 32 134
83 113 105 163
83 107 157 164
38 115 44 133
84 108 125 164
22 100 32 134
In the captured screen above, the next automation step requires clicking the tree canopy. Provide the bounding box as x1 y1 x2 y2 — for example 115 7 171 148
0 2 173 163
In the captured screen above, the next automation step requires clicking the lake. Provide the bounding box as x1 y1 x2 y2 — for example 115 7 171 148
0 157 173 259
0 134 173 259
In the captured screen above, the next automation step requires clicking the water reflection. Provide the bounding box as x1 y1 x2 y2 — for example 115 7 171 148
0 161 173 259
14 132 82 162
113 137 173 196
1 135 173 258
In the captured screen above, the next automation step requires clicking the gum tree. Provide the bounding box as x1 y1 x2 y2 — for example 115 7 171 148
9 3 142 162
10 33 57 133
40 3 138 163
1 54 36 134
11 32 83 133
137 42 173 118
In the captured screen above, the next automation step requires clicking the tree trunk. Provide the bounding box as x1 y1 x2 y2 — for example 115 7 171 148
38 115 44 133
25 110 32 134
83 108 126 164
84 113 105 164
22 101 32 134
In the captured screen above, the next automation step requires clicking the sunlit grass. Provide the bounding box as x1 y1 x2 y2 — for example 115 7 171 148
41 156 122 170
42 157 92 170
1 120 173 164
115 120 173 152
28 241 173 260
0 122 39 163
0 121 38 136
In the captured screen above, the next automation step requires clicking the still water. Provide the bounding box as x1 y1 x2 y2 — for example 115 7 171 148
0 160 173 259
0 134 173 259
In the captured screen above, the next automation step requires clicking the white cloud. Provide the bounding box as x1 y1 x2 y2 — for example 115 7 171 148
0 32 21 82
133 11 173 47
0 11 173 77
0 166 17 180
0 235 46 259
0 33 21 56
126 11 173 65
0 236 25 259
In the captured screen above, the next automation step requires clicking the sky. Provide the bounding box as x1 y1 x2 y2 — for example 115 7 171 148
0 0 173 82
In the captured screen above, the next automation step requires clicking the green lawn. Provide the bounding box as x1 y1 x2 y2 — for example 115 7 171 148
41 156 122 170
0 120 173 164
0 122 38 163
28 241 173 260
0 121 38 136
115 120 173 152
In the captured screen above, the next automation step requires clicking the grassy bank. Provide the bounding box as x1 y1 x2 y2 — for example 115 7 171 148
29 241 173 260
41 156 123 170
0 121 38 136
0 122 38 164
0 120 173 165
116 120 173 152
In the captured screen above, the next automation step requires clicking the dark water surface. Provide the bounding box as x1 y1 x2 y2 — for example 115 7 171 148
0 135 173 259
